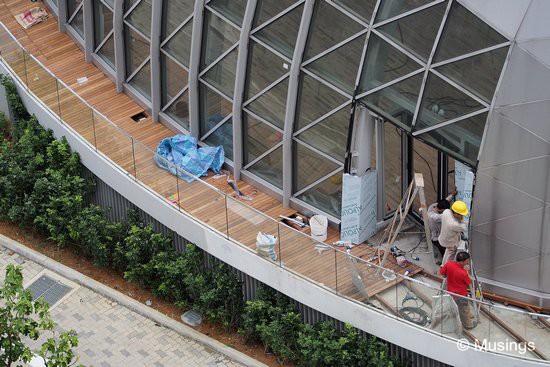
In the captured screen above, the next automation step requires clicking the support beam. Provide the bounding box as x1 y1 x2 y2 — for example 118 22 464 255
188 0 206 138
231 0 257 180
150 0 163 122
83 0 93 63
58 0 68 32
113 0 125 93
282 0 314 207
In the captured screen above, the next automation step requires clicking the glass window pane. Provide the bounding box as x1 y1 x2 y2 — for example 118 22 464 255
94 1 113 47
124 0 139 13
359 33 422 93
164 91 190 131
202 48 238 99
125 0 152 38
253 5 303 59
362 73 423 131
294 142 340 192
201 12 240 69
375 0 433 23
68 0 83 16
297 174 342 218
245 42 288 100
304 1 364 61
69 7 84 38
204 120 233 159
129 61 151 101
248 146 283 189
333 0 376 23
246 79 288 130
124 25 150 78
199 84 232 136
253 0 297 28
295 74 348 132
434 2 508 62
412 138 438 213
377 2 446 62
418 112 488 166
97 35 115 69
162 0 195 39
384 123 402 215
244 114 282 165
435 47 508 103
296 107 350 163
162 54 189 106
163 21 193 67
208 0 247 27
306 35 365 94
416 73 483 131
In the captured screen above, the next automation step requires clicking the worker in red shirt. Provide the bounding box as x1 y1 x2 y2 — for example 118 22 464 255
439 251 476 329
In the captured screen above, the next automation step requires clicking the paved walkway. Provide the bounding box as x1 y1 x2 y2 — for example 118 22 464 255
0 243 251 367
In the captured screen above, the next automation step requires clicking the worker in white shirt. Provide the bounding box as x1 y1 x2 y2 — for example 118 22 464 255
426 196 452 264
438 201 468 265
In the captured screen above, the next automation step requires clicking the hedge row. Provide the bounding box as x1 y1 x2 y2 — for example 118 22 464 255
0 76 403 366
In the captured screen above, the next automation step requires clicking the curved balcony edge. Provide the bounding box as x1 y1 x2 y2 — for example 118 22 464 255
1 62 547 367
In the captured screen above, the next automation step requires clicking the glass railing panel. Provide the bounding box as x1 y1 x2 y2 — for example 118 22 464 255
394 273 440 336
334 250 377 304
481 303 545 360
527 311 550 359
24 53 60 116
278 224 336 290
0 36 27 83
225 196 278 257
92 112 134 175
178 177 228 236
57 82 95 143
133 139 180 208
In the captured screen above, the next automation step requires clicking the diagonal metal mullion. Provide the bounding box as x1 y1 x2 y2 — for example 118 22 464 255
325 0 369 27
243 107 284 133
353 0 382 90
430 42 511 69
198 79 234 103
94 30 115 53
373 0 446 28
160 48 190 71
125 56 151 82
160 15 194 47
201 113 233 141
243 142 283 170
293 138 344 167
67 2 84 24
293 102 350 136
355 68 425 100
205 5 243 30
429 69 490 108
251 0 305 34
199 43 239 77
249 35 292 62
370 28 426 67
301 68 352 99
123 19 151 42
243 73 289 106
162 85 190 112
412 108 489 136
302 30 368 67
293 166 344 198
411 0 453 128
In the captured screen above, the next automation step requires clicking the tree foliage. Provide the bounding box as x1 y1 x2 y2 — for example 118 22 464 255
0 265 84 367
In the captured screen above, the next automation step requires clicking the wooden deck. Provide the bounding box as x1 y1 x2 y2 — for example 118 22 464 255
0 0 422 302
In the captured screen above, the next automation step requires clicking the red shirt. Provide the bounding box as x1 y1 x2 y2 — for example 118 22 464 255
440 261 471 296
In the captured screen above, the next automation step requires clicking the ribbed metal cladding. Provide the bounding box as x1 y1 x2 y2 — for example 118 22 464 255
81 167 448 367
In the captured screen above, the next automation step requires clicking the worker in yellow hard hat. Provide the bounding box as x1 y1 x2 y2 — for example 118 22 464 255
438 200 468 265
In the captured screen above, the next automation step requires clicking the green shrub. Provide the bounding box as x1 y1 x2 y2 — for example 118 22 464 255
0 75 30 125
113 222 172 274
68 205 123 267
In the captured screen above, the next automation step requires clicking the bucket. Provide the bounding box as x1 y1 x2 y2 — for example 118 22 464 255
310 215 328 241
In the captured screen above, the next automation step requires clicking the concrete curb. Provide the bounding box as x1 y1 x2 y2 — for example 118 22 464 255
0 234 267 367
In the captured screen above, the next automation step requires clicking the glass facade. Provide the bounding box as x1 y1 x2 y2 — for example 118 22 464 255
63 0 510 220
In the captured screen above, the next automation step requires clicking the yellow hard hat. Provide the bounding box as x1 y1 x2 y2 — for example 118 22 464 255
451 200 468 216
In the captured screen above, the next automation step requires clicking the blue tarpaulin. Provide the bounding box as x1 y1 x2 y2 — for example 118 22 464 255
155 135 224 183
